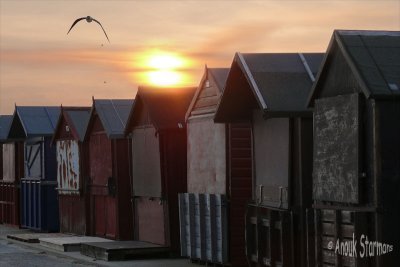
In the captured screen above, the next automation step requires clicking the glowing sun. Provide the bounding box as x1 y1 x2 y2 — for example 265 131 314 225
143 52 189 87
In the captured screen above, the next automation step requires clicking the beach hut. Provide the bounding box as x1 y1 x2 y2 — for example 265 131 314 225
7 106 60 231
84 99 134 240
215 52 323 267
125 86 195 253
52 107 91 235
307 30 400 267
0 115 23 227
181 67 253 266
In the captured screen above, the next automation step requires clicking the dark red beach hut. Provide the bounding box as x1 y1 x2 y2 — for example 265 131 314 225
84 99 134 240
125 86 195 253
215 52 323 267
52 107 91 235
0 115 23 227
7 106 60 232
182 66 253 266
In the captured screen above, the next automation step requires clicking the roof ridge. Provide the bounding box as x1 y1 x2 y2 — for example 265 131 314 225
109 99 126 129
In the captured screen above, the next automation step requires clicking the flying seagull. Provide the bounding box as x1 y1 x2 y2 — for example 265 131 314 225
67 16 110 42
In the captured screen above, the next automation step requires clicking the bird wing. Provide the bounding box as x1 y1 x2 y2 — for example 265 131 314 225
67 17 86 34
92 18 110 42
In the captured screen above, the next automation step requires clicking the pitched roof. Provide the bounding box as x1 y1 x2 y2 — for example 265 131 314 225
185 67 229 121
127 86 196 131
53 107 91 142
87 99 134 139
8 106 60 138
0 115 13 142
209 68 230 92
215 52 323 121
308 30 400 106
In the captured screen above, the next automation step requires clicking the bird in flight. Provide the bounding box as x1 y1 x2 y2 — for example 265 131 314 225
67 16 110 42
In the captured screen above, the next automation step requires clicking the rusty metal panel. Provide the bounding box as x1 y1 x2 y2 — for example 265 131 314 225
56 140 80 194
253 110 290 208
2 143 15 182
313 93 360 203
187 118 226 194
135 196 166 245
132 126 162 197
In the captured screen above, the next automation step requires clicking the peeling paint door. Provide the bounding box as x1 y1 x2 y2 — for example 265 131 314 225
56 140 80 193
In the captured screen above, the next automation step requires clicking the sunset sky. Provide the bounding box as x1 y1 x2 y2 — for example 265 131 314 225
0 0 399 114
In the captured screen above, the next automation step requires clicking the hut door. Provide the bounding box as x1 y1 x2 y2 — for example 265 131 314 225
253 111 290 209
25 138 43 179
89 133 116 239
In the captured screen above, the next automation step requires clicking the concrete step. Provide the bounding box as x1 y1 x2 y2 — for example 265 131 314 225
81 241 170 261
39 236 113 252
7 233 72 243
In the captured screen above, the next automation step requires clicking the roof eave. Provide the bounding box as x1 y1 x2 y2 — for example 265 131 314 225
236 53 268 111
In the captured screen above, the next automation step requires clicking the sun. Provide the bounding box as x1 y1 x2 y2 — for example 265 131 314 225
147 54 184 70
136 51 190 87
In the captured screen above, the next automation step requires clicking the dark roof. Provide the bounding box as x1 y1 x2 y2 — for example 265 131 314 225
209 68 230 92
127 86 196 131
53 107 91 142
91 99 134 139
66 109 91 140
0 115 13 142
308 30 400 106
8 106 60 138
215 52 323 121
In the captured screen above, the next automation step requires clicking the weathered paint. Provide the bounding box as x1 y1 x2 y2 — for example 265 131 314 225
313 93 360 203
56 140 80 194
2 143 15 182
187 117 226 194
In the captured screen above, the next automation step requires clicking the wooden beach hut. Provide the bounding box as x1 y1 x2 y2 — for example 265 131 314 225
215 52 323 267
0 115 23 227
180 66 253 266
125 86 195 253
84 99 134 240
307 30 400 267
7 106 60 232
52 107 91 235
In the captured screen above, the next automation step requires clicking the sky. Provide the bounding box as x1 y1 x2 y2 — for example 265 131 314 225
0 0 399 114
